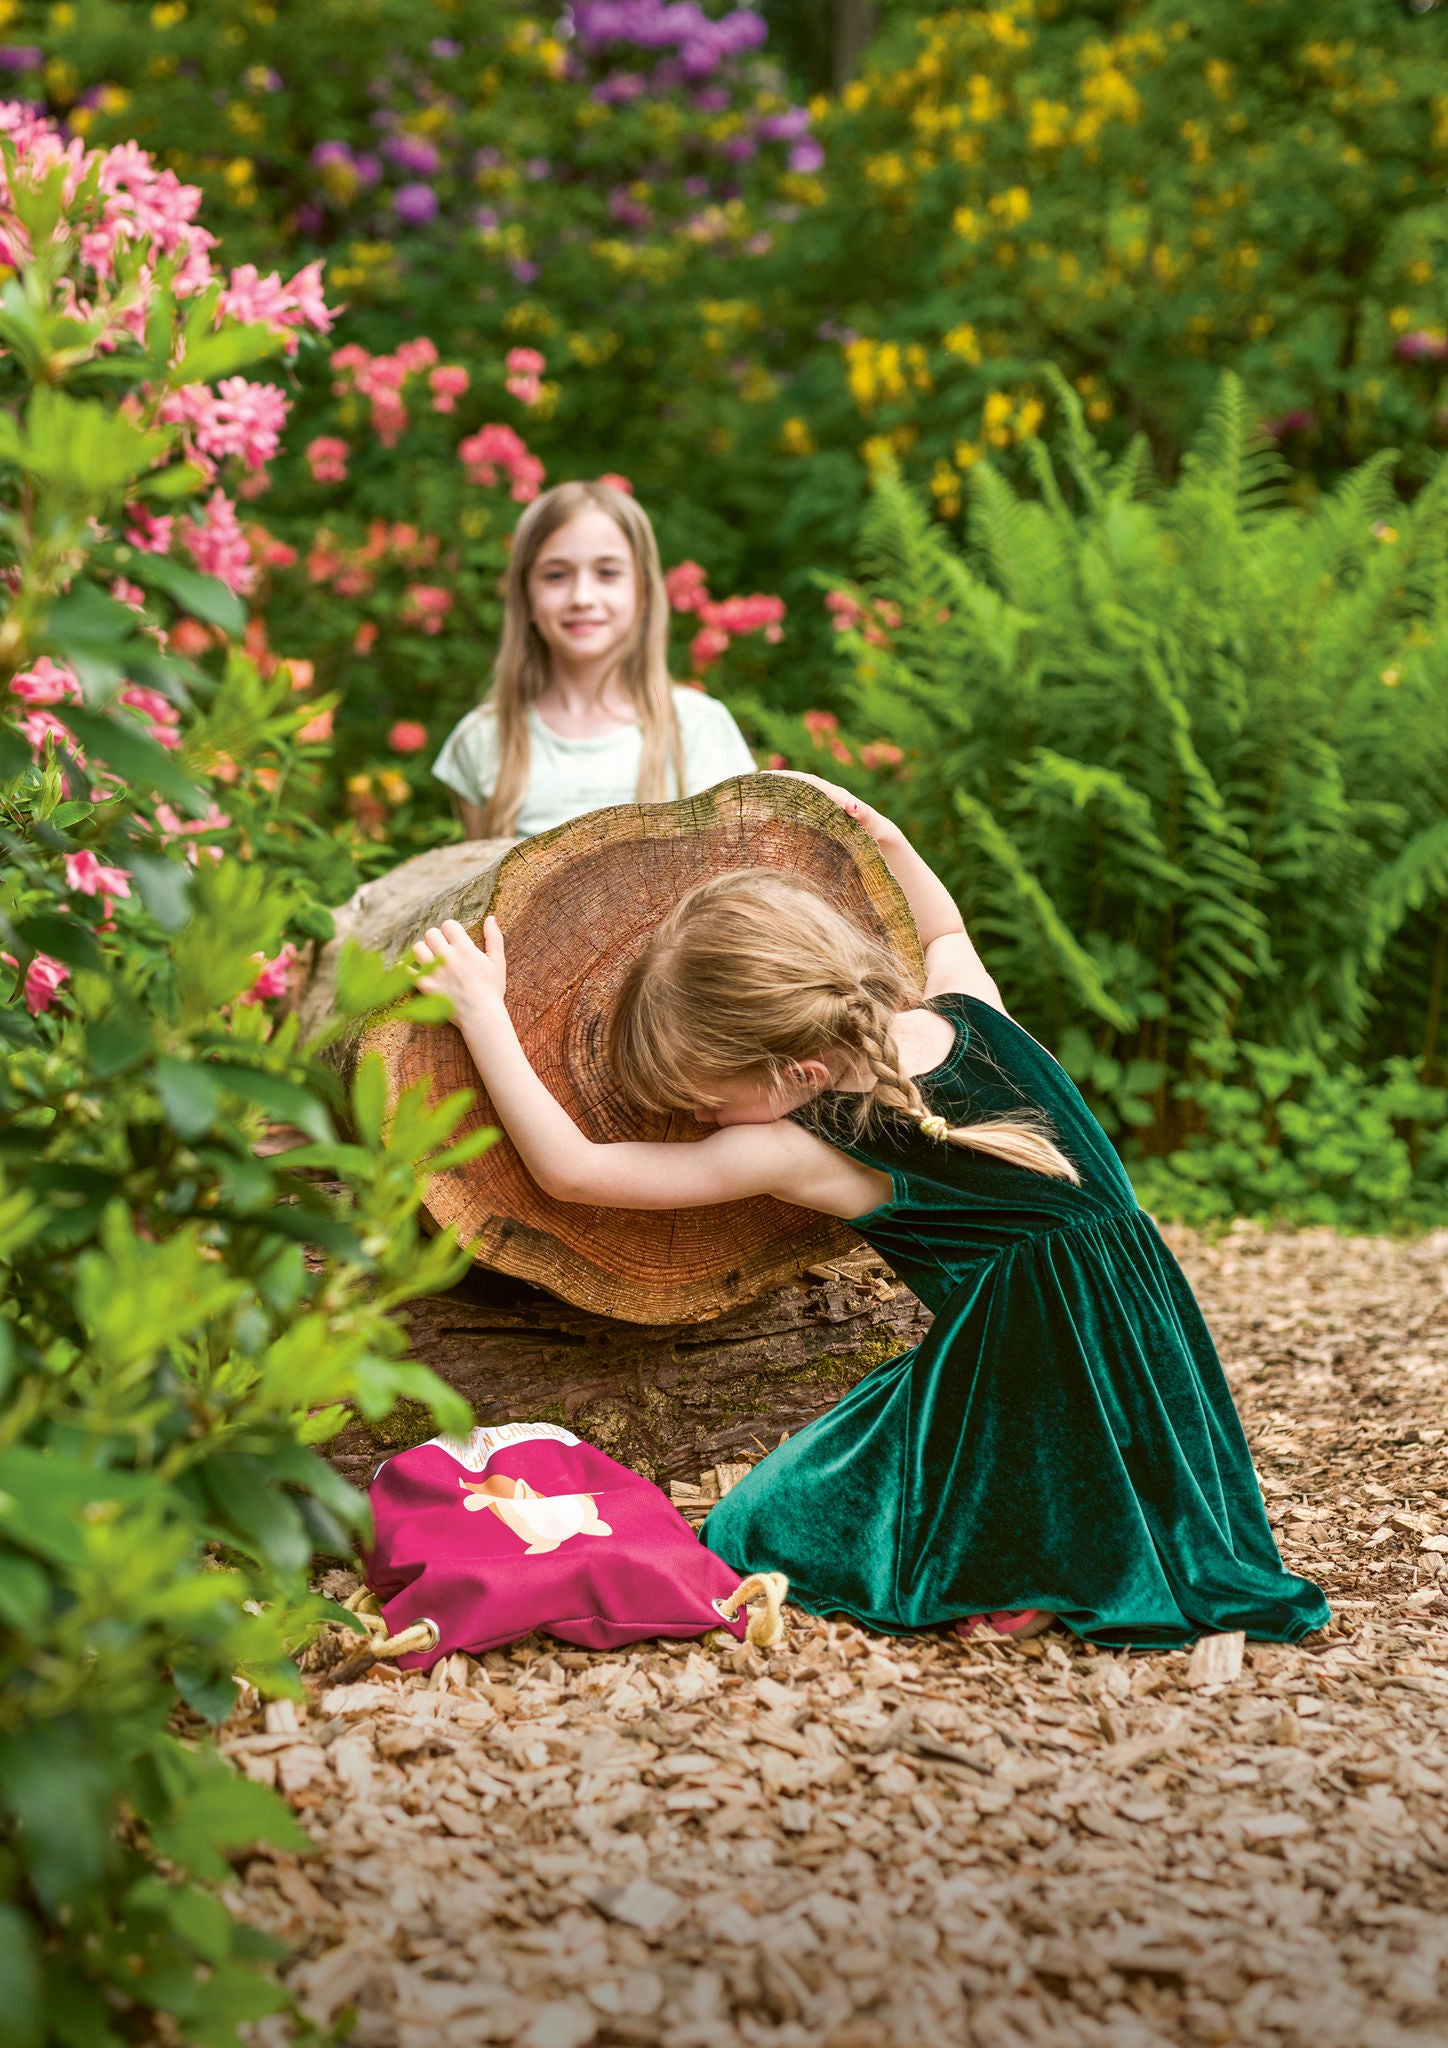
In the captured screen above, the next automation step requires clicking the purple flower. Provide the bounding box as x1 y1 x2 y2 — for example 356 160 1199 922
430 38 462 58
508 257 540 284
475 145 503 170
693 86 729 112
593 71 647 103
525 156 552 179
0 46 43 72
682 173 708 197
295 202 326 235
721 132 758 162
609 187 652 228
382 133 440 177
475 206 500 231
393 182 439 225
745 230 773 255
354 152 381 186
789 138 825 174
760 106 811 142
312 140 353 169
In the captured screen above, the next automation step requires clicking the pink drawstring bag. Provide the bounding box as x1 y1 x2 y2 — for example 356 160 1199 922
361 1422 783 1670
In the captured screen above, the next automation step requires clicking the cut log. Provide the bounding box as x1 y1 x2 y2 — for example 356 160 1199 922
318 774 924 1326
325 1250 933 1492
293 836 517 1044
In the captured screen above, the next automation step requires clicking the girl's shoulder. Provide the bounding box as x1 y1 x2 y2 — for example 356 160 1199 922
670 685 755 776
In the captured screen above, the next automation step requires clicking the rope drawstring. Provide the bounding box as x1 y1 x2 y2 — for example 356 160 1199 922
712 1571 789 1648
331 1588 441 1683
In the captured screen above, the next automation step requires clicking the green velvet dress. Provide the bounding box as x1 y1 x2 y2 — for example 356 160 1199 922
703 993 1328 1646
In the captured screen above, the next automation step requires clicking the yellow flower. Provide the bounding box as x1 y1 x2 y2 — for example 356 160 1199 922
861 433 896 470
1388 307 1413 332
1373 523 1399 546
953 205 985 243
988 186 1031 227
1407 259 1433 285
943 323 981 365
1204 58 1232 99
227 102 264 138
99 84 130 114
1379 668 1401 687
43 55 77 103
1015 397 1045 439
953 440 983 469
1028 100 1070 149
930 460 961 516
966 75 1001 124
223 157 254 189
780 417 816 456
151 0 185 22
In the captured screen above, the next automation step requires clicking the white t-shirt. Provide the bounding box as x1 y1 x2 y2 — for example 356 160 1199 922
431 685 758 836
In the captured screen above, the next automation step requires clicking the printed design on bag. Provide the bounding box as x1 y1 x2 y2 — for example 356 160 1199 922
429 1421 582 1472
460 1473 613 1555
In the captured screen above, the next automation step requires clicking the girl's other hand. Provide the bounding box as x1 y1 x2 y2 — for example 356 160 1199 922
765 768 893 843
414 915 507 1018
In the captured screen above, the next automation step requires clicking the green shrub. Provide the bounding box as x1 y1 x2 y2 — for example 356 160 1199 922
0 105 482 2042
752 371 1448 1226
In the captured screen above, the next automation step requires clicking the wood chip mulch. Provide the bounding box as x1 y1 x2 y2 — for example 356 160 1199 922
227 1225 1448 2048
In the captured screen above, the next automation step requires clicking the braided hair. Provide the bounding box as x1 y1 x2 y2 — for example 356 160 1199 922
610 869 1078 1182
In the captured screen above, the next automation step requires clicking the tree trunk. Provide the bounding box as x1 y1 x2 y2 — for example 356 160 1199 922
326 1248 932 1493
832 0 877 89
306 775 924 1327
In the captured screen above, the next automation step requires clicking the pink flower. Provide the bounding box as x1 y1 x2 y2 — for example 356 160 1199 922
65 849 132 898
803 709 840 743
665 561 710 614
217 260 335 352
458 422 544 501
178 488 255 595
388 719 429 753
504 348 546 406
23 952 70 1015
700 593 786 637
400 584 453 635
598 472 632 495
240 940 298 1005
11 656 81 705
354 622 379 655
395 336 439 373
154 800 231 838
124 504 174 554
690 624 731 671
825 590 862 631
121 683 182 749
160 378 289 471
860 741 904 770
429 364 469 413
18 708 71 756
110 576 147 610
306 434 350 484
297 707 334 744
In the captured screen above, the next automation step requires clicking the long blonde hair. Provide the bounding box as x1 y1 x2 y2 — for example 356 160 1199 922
478 480 686 837
610 870 1079 1181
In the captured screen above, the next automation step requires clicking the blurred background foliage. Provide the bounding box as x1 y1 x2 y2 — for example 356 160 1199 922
5 0 1448 1230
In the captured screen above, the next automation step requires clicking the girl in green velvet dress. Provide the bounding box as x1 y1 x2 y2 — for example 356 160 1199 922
413 775 1328 1647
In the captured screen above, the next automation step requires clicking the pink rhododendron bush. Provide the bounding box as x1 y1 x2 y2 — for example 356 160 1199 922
0 110 485 2044
251 332 787 852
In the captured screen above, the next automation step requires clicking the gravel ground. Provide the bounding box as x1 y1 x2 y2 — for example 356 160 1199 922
228 1226 1448 2048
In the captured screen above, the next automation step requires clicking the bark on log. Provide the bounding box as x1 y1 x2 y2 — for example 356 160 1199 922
326 1249 932 1493
315 774 924 1327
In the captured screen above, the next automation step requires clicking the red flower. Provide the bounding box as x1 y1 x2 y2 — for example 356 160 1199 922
388 720 429 754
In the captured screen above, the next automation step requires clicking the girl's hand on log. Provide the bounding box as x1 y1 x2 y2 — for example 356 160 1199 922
764 769 897 847
414 916 507 1019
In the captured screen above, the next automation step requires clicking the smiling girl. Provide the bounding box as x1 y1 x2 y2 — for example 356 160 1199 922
432 480 756 838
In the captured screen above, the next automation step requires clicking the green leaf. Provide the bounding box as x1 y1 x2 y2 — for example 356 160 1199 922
202 1453 311 1574
130 457 210 502
0 1726 115 1910
0 1904 41 2048
0 723 31 782
126 554 247 636
87 1011 152 1077
154 1055 222 1141
171 1665 241 1729
147 1759 309 1883
126 851 193 932
13 912 102 973
208 1062 334 1144
58 705 209 816
173 325 288 386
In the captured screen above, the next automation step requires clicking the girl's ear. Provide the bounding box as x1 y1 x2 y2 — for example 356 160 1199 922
790 1057 833 1094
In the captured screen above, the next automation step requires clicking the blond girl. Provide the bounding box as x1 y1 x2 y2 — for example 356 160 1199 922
414 774 1328 1646
432 480 755 837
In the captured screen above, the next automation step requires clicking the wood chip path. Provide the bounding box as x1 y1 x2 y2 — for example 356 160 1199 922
229 1226 1448 2048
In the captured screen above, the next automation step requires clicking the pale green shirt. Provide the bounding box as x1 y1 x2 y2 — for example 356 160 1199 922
431 686 757 837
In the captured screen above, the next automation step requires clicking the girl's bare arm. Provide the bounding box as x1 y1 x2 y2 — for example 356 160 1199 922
413 918 889 1216
769 772 1004 1010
